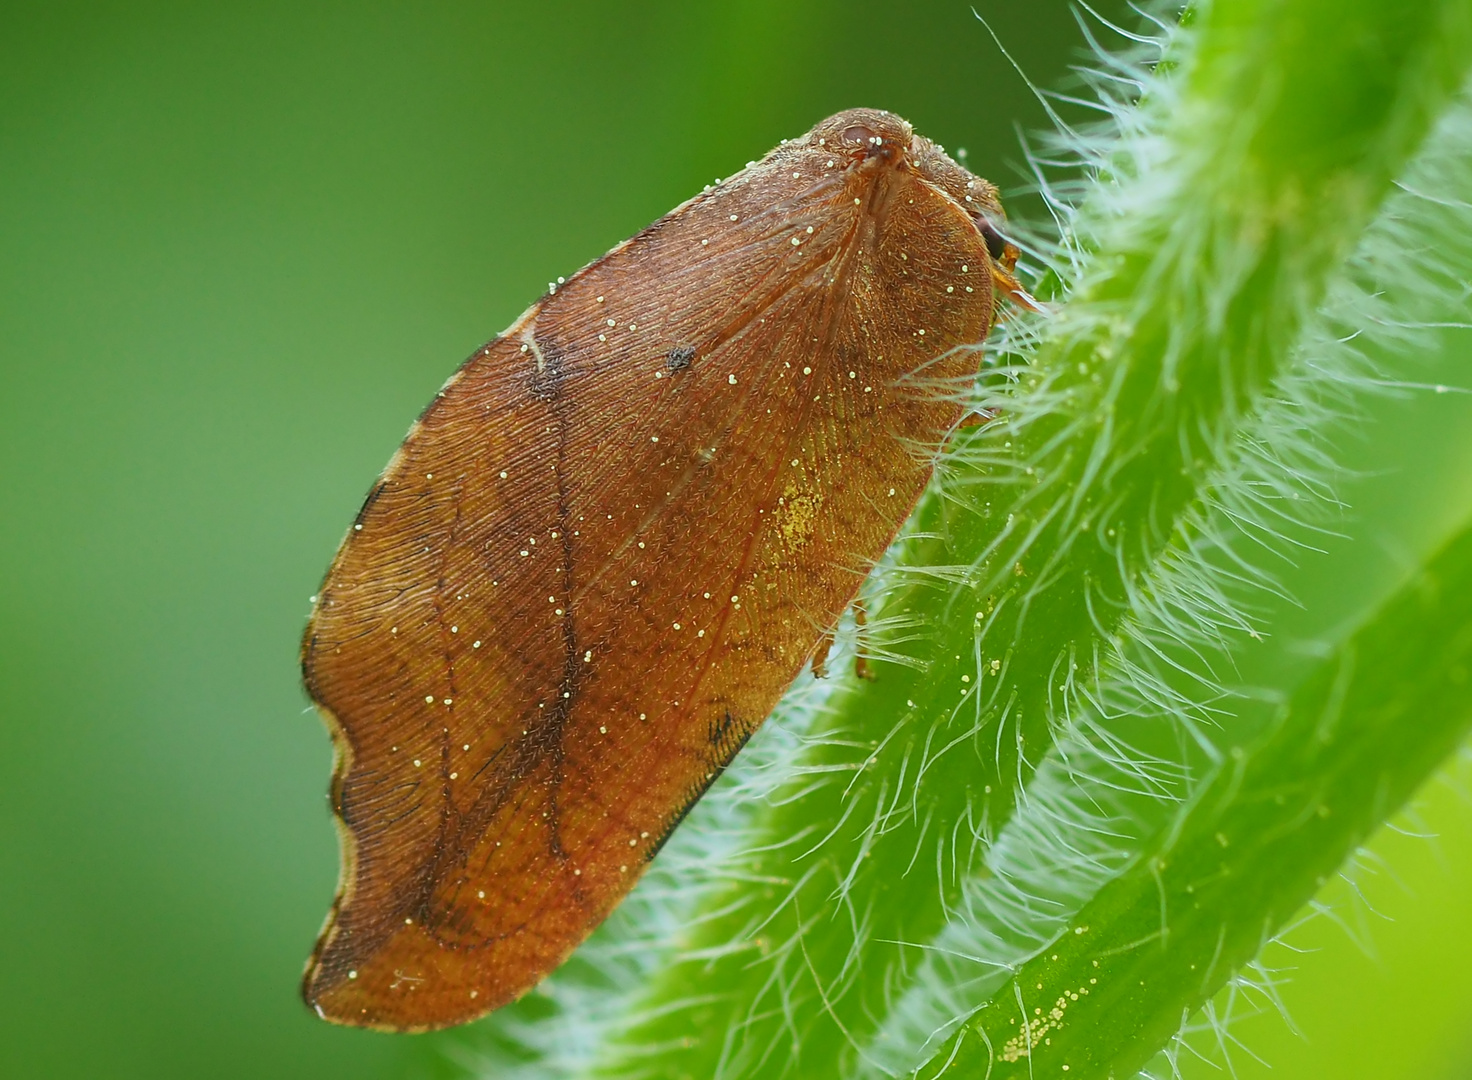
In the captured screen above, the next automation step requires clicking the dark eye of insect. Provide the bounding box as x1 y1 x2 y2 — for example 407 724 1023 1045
978 217 1009 262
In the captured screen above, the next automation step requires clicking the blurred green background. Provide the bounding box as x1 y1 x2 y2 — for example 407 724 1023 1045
1 3 1468 1078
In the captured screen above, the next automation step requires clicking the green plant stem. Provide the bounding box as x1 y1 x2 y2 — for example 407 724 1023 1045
935 516 1472 1079
597 3 1472 1076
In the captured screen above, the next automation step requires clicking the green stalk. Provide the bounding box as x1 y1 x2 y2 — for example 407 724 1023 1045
934 516 1472 1079
592 3 1472 1077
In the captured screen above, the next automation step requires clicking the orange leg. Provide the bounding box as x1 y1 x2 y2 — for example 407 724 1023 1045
810 631 834 679
854 602 876 681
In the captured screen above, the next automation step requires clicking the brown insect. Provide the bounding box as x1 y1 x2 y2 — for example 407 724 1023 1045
301 107 1033 1030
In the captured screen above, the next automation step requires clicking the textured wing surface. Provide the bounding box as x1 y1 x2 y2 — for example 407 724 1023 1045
302 129 996 1029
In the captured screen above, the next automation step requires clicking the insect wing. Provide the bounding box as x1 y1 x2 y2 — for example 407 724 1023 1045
302 132 995 1029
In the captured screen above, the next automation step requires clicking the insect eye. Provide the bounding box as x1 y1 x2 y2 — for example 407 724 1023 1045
841 124 878 147
978 218 1009 262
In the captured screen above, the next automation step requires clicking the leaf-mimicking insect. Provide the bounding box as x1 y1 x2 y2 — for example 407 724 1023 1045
301 107 1033 1030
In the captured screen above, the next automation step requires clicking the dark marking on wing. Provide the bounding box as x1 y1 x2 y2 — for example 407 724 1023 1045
645 714 753 863
301 635 322 697
529 339 567 402
537 328 584 860
708 708 739 748
666 345 696 372
353 481 388 529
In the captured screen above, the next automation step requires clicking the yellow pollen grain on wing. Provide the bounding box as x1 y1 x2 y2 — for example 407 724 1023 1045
775 483 822 551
